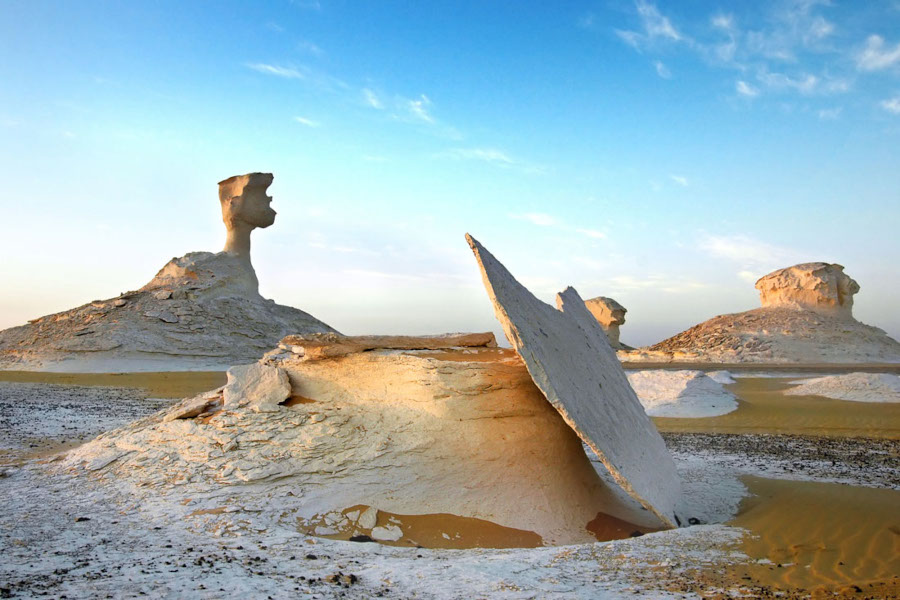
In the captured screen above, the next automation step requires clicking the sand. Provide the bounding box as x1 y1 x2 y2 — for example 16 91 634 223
654 376 900 439
727 476 900 594
0 370 226 399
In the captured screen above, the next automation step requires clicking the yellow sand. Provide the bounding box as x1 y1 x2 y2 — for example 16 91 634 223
726 476 900 595
298 504 655 549
654 377 900 439
0 370 227 398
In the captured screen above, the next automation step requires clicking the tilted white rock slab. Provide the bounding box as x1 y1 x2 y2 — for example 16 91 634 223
466 234 681 528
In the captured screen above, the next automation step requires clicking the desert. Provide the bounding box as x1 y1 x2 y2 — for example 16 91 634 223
3 3 900 599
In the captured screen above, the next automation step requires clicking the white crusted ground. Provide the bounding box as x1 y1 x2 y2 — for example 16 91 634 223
626 371 738 418
785 372 900 403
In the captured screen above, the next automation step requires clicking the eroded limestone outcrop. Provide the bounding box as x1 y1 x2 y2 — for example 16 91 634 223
755 262 859 317
626 262 900 364
62 333 660 547
466 234 681 528
584 296 632 350
0 173 335 371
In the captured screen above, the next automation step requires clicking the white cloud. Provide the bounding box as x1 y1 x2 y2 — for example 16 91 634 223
444 147 514 165
615 0 684 50
857 35 900 71
362 88 383 109
576 228 607 239
881 95 900 114
293 116 320 127
510 213 560 227
699 234 798 266
635 0 682 42
654 60 672 78
670 174 689 187
757 69 819 94
711 13 734 30
405 94 434 123
817 107 841 119
736 80 760 97
246 63 304 79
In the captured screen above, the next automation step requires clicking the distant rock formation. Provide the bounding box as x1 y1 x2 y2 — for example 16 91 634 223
0 173 335 371
755 262 859 317
625 262 900 364
584 296 632 350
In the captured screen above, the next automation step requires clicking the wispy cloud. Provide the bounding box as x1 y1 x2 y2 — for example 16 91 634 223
362 88 384 109
404 94 434 123
246 63 304 79
510 213 560 227
576 228 607 239
736 80 760 97
699 233 799 267
817 107 841 119
298 40 324 56
293 116 320 127
616 0 684 49
443 147 513 165
857 35 900 71
654 60 672 78
881 95 900 114
670 174 689 187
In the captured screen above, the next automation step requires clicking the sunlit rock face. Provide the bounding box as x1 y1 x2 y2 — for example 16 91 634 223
62 337 660 547
584 296 630 349
0 173 335 372
755 262 859 318
627 263 900 364
466 234 681 529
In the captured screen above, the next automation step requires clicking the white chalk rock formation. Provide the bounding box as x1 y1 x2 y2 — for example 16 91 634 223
784 372 900 403
626 262 900 364
62 335 661 547
626 370 738 418
756 263 859 317
0 173 335 372
584 296 632 350
466 234 681 528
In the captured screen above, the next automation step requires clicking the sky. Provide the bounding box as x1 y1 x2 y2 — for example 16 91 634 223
1 0 899 347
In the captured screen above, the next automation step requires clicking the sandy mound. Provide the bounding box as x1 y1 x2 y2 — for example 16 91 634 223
0 251 334 372
626 370 738 418
785 373 900 403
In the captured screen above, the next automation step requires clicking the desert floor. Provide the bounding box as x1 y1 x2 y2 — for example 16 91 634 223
1 369 898 599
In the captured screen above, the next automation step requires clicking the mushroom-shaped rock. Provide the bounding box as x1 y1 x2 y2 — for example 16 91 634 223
466 234 681 528
755 262 859 318
584 296 629 349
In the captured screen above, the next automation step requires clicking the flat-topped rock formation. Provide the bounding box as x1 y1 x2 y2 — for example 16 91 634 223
584 296 632 350
0 173 335 372
466 234 681 528
62 333 661 547
625 262 900 364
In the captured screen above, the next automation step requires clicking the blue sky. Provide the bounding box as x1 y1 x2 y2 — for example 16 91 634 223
1 0 899 346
